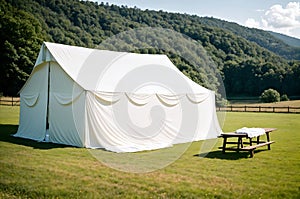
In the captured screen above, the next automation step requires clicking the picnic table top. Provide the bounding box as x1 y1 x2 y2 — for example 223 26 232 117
220 128 277 137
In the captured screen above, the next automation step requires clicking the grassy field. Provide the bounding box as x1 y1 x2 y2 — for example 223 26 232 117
0 105 299 198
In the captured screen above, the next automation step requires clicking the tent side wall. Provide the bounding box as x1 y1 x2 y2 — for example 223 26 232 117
14 63 49 141
47 62 86 147
83 90 222 152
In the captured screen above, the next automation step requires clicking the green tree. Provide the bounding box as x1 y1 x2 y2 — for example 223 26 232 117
260 89 280 103
280 94 289 101
0 0 47 95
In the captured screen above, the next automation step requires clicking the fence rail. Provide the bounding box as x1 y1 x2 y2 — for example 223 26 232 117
0 97 20 106
217 105 300 114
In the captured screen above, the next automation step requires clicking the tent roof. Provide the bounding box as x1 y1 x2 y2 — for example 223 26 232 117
34 42 210 94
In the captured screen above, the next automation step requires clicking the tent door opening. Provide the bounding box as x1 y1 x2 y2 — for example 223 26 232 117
46 62 50 130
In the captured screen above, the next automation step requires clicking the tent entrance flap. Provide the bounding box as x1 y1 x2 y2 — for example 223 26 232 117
46 61 86 147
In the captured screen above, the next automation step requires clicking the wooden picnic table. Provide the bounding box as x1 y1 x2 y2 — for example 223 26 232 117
219 128 276 157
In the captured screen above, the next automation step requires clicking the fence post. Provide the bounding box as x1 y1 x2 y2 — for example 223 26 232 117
259 106 261 112
288 106 290 113
12 96 13 106
231 105 233 112
273 107 275 112
245 105 247 112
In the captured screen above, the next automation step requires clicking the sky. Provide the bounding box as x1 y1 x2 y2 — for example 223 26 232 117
95 0 300 39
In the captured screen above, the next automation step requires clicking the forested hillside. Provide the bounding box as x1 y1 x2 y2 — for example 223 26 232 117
1 0 300 100
269 31 300 48
199 17 300 60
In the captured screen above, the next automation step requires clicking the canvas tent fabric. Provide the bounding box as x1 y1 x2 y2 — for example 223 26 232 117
15 42 223 152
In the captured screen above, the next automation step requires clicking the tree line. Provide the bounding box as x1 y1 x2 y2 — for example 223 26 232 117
1 0 300 100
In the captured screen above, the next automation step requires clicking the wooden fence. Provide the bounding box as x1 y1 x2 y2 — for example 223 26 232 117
217 105 300 114
0 97 20 106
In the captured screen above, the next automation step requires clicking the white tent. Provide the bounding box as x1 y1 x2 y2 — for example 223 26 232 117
14 42 222 152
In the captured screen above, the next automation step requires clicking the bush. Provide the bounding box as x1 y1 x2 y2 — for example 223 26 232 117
260 88 280 103
280 94 289 101
216 98 228 106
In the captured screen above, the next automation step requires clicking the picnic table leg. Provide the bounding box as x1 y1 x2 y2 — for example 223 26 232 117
257 136 260 144
266 132 271 150
222 137 227 154
237 137 242 152
249 149 254 158
240 137 244 148
249 138 252 146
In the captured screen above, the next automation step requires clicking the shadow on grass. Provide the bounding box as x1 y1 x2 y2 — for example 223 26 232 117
0 124 71 149
194 149 267 160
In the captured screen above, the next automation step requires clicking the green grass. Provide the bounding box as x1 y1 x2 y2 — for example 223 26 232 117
0 106 19 124
0 105 299 198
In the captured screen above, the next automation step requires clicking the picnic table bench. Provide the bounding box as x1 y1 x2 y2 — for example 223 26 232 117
219 128 276 157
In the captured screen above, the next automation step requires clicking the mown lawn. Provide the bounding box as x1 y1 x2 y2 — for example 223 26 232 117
0 105 299 198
